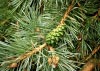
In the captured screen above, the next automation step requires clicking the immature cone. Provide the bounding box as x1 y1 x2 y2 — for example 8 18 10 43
46 24 66 46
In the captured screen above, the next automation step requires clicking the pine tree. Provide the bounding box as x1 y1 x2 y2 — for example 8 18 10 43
0 0 100 71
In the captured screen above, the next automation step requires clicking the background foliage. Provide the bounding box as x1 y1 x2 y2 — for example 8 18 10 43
0 0 100 71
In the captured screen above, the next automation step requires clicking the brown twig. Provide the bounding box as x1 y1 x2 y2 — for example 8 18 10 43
81 59 100 71
1 43 47 66
81 59 97 71
81 61 95 71
60 0 75 25
78 45 100 69
0 19 8 25
85 45 100 61
15 43 47 62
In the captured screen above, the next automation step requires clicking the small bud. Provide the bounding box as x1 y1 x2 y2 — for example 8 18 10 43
48 55 59 68
8 63 17 68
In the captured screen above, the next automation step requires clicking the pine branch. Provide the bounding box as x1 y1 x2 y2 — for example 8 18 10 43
81 61 95 71
60 0 75 25
14 43 47 62
81 59 95 71
85 45 100 61
46 0 76 46
81 59 100 71
77 45 100 69
1 43 47 66
1 0 76 67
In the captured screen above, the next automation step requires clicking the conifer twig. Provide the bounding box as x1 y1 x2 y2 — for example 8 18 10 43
13 0 75 63
78 45 100 68
15 43 47 62
81 59 100 71
81 61 95 71
1 43 47 66
81 59 96 71
1 0 75 67
60 0 75 24
85 45 100 61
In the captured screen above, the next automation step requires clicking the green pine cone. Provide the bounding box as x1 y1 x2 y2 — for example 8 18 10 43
46 24 66 46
